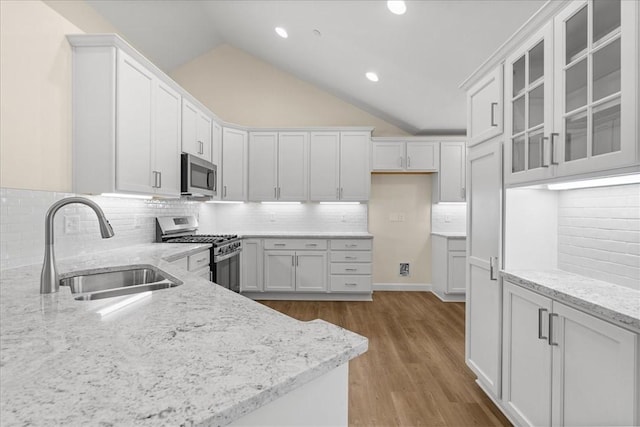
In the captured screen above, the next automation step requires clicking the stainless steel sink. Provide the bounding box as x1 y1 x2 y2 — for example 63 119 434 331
60 266 182 301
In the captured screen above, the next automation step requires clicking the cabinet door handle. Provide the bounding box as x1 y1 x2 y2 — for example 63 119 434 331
295 255 299 266
152 171 157 188
538 308 548 340
548 313 559 346
407 156 411 168
274 187 277 199
489 256 498 281
277 187 281 199
400 156 404 168
340 187 343 199
541 137 550 168
158 171 161 188
291 256 295 266
490 102 498 127
460 187 465 199
550 133 559 165
336 188 340 199
223 186 227 198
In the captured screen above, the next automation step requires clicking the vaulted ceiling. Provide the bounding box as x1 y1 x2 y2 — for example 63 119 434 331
85 0 546 134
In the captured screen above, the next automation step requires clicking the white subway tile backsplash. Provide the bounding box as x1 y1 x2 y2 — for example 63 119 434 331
558 184 640 290
199 202 368 234
431 203 467 233
0 187 199 270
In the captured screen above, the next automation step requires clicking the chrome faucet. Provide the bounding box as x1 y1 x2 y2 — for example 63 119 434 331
40 197 114 294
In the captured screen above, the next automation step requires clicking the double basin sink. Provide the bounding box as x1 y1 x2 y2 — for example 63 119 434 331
60 265 182 301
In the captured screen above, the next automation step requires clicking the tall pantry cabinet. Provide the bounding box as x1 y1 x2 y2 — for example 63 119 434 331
462 0 640 424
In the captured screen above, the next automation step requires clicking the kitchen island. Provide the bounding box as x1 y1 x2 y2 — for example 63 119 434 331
0 243 368 426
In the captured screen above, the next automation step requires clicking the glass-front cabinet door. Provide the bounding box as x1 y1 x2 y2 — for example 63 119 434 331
554 0 638 177
505 23 555 185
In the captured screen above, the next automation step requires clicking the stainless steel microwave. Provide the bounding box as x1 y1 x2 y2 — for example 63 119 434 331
181 154 216 198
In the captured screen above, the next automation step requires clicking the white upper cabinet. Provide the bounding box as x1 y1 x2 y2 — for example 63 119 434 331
339 131 371 201
248 132 278 201
309 131 370 201
248 131 308 201
222 127 248 201
505 23 555 185
182 99 212 162
467 65 503 147
504 0 638 186
152 81 182 197
436 141 466 202
70 40 181 197
115 51 154 195
553 0 638 178
309 132 341 201
278 132 308 201
371 140 439 172
211 121 222 200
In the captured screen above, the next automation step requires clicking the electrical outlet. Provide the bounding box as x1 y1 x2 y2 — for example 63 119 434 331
269 212 276 222
64 215 80 234
399 263 410 277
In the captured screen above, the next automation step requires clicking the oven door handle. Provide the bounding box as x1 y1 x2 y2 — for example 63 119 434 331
213 250 242 263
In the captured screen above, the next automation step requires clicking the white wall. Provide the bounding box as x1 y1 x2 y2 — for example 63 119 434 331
369 174 432 285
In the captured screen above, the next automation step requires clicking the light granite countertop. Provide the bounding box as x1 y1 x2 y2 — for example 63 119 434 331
431 232 467 238
0 243 368 426
239 231 373 238
502 269 640 333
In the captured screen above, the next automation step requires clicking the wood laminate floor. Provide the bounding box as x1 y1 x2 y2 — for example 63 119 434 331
260 292 511 427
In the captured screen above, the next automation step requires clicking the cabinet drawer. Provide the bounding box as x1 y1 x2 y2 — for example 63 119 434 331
330 251 372 263
448 239 466 251
330 239 372 250
330 276 372 293
263 239 327 250
188 250 210 271
330 263 372 275
171 257 189 270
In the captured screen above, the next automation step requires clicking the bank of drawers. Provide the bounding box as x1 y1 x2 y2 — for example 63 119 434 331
329 239 372 293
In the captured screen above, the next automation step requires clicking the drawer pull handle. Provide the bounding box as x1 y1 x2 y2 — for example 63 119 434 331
345 256 357 259
538 308 548 340
274 243 286 247
345 282 357 286
345 268 357 272
306 243 318 247
548 313 559 346
346 244 358 248
196 258 206 263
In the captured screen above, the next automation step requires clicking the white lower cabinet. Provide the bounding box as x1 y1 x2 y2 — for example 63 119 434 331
241 239 263 292
171 249 211 281
431 235 466 300
264 250 327 292
503 281 638 427
241 237 372 298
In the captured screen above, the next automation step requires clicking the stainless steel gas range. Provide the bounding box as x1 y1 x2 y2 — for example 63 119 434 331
156 216 242 292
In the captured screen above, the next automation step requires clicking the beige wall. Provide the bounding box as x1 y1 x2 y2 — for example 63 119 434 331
369 174 432 285
0 0 119 192
170 45 409 137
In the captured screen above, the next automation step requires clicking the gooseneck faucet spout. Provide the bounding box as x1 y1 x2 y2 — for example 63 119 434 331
40 197 114 294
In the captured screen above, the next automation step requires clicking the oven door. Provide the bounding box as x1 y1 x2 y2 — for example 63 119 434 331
181 154 216 197
212 252 240 292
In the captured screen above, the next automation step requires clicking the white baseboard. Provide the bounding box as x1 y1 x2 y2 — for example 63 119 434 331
373 283 432 292
431 289 466 302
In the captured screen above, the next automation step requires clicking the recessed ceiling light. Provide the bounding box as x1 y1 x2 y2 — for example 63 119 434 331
275 27 288 38
366 72 379 82
387 0 407 15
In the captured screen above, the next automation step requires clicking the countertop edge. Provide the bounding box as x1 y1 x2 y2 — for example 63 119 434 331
501 271 640 333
